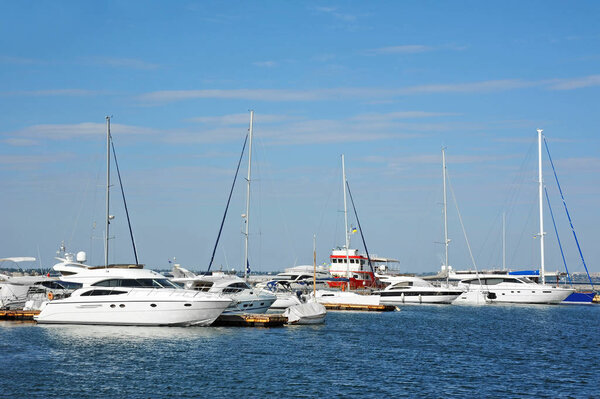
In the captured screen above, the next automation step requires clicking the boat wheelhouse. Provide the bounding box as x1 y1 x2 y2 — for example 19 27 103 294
328 248 398 290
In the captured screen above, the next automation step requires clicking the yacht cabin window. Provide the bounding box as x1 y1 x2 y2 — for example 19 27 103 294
80 289 127 296
222 282 251 293
92 278 180 289
191 281 213 292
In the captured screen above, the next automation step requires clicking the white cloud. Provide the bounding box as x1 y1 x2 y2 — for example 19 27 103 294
82 56 160 70
352 111 460 122
399 79 540 94
5 122 159 140
548 75 600 90
137 79 539 104
555 157 600 172
188 113 297 125
313 6 357 22
0 153 72 171
0 89 101 97
252 61 277 68
365 45 433 55
2 138 40 146
0 56 38 65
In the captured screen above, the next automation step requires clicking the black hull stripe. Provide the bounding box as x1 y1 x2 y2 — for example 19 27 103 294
381 291 461 297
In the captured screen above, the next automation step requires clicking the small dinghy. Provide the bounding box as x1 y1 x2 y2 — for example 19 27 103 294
283 301 326 325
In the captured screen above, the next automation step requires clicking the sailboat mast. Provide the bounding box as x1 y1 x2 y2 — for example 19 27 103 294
105 116 111 269
342 154 351 291
243 110 254 280
313 234 317 298
537 129 546 284
442 148 449 283
502 212 506 271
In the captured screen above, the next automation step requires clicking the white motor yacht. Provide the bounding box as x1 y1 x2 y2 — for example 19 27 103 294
172 267 276 314
377 276 463 304
456 275 573 304
35 267 231 326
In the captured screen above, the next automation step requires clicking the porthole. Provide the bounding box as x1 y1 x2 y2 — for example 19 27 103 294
243 304 248 307
150 304 157 308
119 304 125 308
184 303 192 307
110 304 116 308
260 302 264 306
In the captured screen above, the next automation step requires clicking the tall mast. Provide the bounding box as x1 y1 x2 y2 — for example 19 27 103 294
342 154 351 291
537 129 546 284
313 234 317 298
105 116 111 269
502 212 506 271
442 148 449 282
243 110 254 280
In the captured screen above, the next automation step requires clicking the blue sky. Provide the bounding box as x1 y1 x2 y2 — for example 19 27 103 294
1 1 599 274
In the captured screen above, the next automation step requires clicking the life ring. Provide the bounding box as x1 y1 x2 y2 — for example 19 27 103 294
47 292 54 301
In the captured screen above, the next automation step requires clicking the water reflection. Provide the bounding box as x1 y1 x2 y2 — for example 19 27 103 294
38 324 229 343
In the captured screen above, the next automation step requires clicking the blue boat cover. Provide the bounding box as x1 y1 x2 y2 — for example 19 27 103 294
508 270 540 276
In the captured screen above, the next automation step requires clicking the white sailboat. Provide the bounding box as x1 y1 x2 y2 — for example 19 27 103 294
454 130 573 304
170 111 276 314
171 265 275 314
35 117 232 325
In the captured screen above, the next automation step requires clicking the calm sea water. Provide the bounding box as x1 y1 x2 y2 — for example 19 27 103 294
1 305 598 398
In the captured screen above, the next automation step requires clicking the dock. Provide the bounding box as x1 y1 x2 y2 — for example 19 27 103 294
0 310 40 321
212 313 288 327
322 303 397 312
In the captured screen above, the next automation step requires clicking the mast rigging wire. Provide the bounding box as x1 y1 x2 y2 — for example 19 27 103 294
110 135 139 265
207 133 249 272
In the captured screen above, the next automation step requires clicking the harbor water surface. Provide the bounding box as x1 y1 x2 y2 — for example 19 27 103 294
1 305 598 398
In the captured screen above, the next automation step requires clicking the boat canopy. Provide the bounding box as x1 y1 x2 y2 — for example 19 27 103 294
0 257 36 263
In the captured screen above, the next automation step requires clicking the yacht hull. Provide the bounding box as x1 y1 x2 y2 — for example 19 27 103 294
222 296 277 314
455 284 574 305
314 291 380 306
380 291 462 305
35 296 231 326
483 287 573 304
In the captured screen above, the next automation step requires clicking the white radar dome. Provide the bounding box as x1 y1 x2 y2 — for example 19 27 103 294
76 251 87 263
